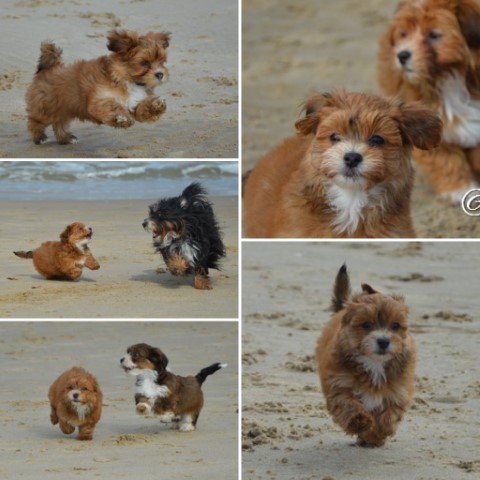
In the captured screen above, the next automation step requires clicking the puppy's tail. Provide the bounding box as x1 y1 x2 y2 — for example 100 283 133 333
182 182 207 199
13 251 33 259
36 42 63 73
195 362 227 386
331 263 351 312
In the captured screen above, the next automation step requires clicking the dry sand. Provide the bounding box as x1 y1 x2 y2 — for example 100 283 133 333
0 321 238 479
0 197 238 318
242 242 480 480
0 0 238 158
242 0 480 238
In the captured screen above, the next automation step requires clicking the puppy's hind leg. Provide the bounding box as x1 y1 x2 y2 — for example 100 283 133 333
50 405 59 425
28 117 49 144
53 122 78 145
178 413 196 432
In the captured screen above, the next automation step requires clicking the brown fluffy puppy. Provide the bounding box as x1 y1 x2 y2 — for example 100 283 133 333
26 29 170 145
14 222 100 280
120 343 226 431
243 91 442 238
378 0 480 202
316 264 416 447
48 367 103 441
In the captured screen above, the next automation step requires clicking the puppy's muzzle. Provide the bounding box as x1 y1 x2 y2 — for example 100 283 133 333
376 337 390 354
397 50 411 66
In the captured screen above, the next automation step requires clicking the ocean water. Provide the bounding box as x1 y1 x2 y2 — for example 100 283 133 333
0 161 238 200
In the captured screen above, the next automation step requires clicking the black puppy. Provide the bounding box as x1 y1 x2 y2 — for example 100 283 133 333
143 183 226 289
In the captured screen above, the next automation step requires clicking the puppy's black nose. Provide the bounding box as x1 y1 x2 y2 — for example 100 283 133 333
73 392 79 400
344 151 363 168
155 72 164 80
397 50 411 66
142 220 148 229
377 337 390 350
120 357 125 364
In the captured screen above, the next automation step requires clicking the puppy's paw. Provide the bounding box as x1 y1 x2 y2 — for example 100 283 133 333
114 114 134 128
347 413 373 435
150 97 167 115
136 402 151 415
357 437 385 448
194 276 213 290
77 434 93 441
58 134 78 145
179 423 196 432
34 132 48 145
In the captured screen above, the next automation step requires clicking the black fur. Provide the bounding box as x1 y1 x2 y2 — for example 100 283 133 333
195 362 225 386
143 182 226 288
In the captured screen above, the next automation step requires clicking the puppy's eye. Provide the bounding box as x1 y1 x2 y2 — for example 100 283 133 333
81 387 88 391
131 352 139 360
330 133 341 143
391 322 401 331
427 31 442 41
399 31 408 38
141 61 151 68
368 135 385 147
361 321 373 330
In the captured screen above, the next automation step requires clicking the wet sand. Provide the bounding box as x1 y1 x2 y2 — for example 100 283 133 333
242 242 480 480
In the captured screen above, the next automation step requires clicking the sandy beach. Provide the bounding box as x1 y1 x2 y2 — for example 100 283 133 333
242 242 480 480
242 0 480 238
0 0 238 158
0 197 238 318
0 321 238 479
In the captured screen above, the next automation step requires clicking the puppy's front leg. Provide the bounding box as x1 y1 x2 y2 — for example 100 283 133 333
88 99 135 128
84 248 100 270
77 422 95 441
194 266 212 290
326 391 375 437
357 404 404 447
133 96 167 122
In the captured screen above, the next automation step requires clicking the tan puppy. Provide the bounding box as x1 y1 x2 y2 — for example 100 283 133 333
243 90 442 238
48 367 103 441
120 343 226 431
26 29 170 145
316 264 416 447
378 0 480 202
14 222 100 280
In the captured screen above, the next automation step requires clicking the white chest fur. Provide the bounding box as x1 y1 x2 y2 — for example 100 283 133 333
441 72 480 148
125 83 149 112
135 371 171 404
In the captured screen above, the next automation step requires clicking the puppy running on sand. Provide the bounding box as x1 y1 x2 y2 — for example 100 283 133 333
120 343 226 432
14 222 100 280
48 367 103 441
316 264 416 447
243 90 442 238
26 29 170 144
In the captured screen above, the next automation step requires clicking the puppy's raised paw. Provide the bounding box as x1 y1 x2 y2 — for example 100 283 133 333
150 97 167 115
136 402 151 415
114 114 134 128
347 413 373 435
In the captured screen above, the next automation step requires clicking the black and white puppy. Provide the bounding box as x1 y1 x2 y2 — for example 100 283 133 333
120 343 226 431
143 182 226 290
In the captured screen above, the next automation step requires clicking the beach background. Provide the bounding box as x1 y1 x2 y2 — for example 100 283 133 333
242 242 480 480
0 161 238 318
0 321 238 480
0 0 238 158
242 0 480 238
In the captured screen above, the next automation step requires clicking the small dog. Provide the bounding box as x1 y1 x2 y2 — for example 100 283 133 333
48 367 103 440
14 222 100 280
143 182 226 289
243 90 442 238
378 0 480 202
120 343 226 431
26 29 170 144
315 264 416 447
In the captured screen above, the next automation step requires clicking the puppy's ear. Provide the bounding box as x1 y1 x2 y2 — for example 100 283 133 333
361 283 380 295
59 225 71 243
147 31 171 49
341 309 354 326
295 93 331 135
107 30 139 54
152 348 169 371
457 0 480 48
397 103 443 150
